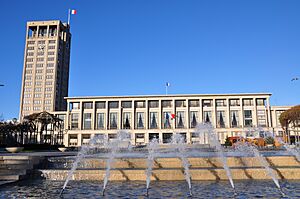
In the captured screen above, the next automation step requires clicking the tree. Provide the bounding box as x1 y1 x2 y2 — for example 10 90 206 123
279 105 300 144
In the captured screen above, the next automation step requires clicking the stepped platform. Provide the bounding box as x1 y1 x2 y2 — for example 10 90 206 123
40 155 300 181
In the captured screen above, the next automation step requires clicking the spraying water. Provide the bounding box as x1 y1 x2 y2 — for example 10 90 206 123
235 141 281 189
102 131 131 196
197 123 235 189
145 137 159 196
276 137 300 162
60 134 108 196
171 133 193 196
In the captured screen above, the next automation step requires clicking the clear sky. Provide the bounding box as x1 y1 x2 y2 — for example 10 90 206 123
0 0 299 120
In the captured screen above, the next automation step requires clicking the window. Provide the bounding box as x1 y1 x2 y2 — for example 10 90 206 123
48 57 55 61
162 100 172 108
276 110 284 127
34 93 41 98
257 110 266 127
46 75 53 79
176 111 185 128
45 87 52 91
149 100 159 108
26 69 32 74
36 69 43 73
190 111 198 128
37 52 44 56
121 101 132 108
46 69 54 73
83 113 92 130
109 112 118 129
162 112 171 129
189 100 199 107
256 99 266 106
28 41 35 44
203 99 212 107
230 111 239 128
49 40 56 44
25 75 32 80
26 64 33 68
203 111 212 123
175 100 186 107
38 40 45 44
24 94 32 98
96 102 106 109
26 58 33 62
149 112 158 129
83 102 93 109
243 99 253 106
27 52 34 56
25 82 32 86
48 51 55 56
230 99 240 106
33 106 41 111
47 63 54 67
109 101 119 109
216 99 226 107
244 110 253 127
36 64 44 68
45 81 52 85
45 93 52 98
71 113 79 129
217 111 226 128
48 45 56 49
96 113 105 129
45 100 51 104
69 134 78 146
24 106 30 111
37 58 44 62
34 87 42 92
136 112 145 129
35 75 42 80
135 101 145 108
123 112 131 129
70 102 80 110
33 100 41 104
24 88 31 92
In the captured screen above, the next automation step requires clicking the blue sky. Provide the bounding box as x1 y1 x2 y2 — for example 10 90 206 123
0 0 299 120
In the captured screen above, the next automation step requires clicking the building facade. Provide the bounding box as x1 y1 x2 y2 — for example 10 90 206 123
19 20 71 120
50 93 295 147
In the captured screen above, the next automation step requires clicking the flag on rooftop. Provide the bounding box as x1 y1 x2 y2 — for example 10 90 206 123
166 82 170 87
71 9 77 15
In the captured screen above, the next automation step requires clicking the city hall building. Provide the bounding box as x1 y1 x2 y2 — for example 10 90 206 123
51 93 292 147
18 20 295 147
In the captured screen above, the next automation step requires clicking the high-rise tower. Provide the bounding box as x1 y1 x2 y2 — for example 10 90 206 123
19 20 71 119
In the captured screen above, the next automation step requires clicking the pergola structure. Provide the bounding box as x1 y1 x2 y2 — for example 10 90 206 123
0 111 64 147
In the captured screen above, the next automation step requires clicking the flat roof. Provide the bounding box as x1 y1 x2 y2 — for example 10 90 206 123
65 93 272 100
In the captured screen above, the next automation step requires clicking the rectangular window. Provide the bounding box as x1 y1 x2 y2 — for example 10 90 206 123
276 110 284 127
48 51 55 55
26 58 34 62
257 110 266 127
45 93 52 98
162 100 172 108
97 113 105 129
45 87 52 91
123 112 131 129
162 112 171 129
203 111 212 123
46 75 53 79
47 63 54 67
36 63 44 68
175 100 186 107
121 101 132 108
230 99 240 106
230 110 239 127
96 102 106 109
48 57 55 61
217 111 226 128
37 58 44 62
136 112 145 129
36 69 43 73
243 99 253 106
189 100 199 107
34 87 42 92
109 112 118 129
35 75 42 80
244 110 253 127
70 102 80 110
149 100 159 108
190 111 198 128
109 101 119 109
83 113 92 130
203 99 212 107
216 99 226 107
83 102 93 109
71 113 79 129
149 112 158 129
176 111 185 128
135 101 145 108
48 45 56 49
26 64 33 68
256 99 266 106
34 93 41 98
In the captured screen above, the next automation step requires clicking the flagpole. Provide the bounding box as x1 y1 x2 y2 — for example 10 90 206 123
166 85 168 95
67 9 71 25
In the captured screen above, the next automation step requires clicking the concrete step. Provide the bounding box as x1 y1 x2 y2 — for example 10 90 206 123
0 175 21 181
0 170 27 176
0 180 16 186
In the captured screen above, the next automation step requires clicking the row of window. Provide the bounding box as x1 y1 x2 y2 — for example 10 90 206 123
70 99 266 111
26 57 55 62
70 109 266 130
23 106 51 111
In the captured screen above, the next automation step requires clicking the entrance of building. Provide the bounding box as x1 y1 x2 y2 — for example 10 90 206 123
163 133 173 144
149 133 159 142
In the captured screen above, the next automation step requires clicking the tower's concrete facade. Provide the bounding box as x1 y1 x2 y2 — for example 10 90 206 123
19 20 71 119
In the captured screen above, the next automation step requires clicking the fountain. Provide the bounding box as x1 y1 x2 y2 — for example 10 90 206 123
235 139 281 190
145 137 159 196
171 133 193 196
196 123 235 189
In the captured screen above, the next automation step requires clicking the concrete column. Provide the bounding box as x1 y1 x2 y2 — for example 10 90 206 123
199 98 203 123
172 99 175 129
79 101 83 130
212 99 216 127
266 97 272 128
92 101 96 130
118 100 122 130
226 98 230 128
145 100 148 130
105 101 109 130
77 133 82 146
240 98 244 128
253 98 258 127
158 100 162 129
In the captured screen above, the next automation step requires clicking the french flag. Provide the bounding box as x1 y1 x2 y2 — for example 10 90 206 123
71 9 77 15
